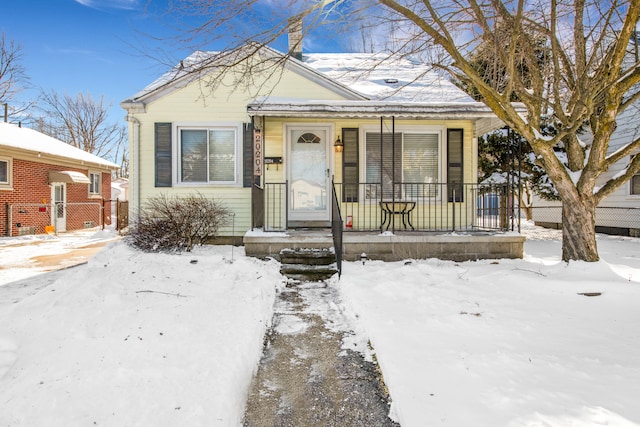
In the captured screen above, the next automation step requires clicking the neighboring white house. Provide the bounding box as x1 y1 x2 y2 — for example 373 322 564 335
531 103 640 236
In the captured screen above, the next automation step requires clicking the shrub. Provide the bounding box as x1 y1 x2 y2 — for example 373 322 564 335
127 193 232 252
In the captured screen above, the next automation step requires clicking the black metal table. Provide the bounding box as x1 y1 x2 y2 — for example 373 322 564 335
380 201 416 230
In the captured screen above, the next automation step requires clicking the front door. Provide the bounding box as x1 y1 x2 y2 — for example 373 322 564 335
288 125 332 223
52 183 67 232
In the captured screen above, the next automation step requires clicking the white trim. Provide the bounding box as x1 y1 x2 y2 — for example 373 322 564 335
284 123 335 222
172 122 243 187
88 171 101 195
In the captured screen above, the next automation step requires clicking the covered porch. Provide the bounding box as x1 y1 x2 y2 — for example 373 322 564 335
243 102 526 269
245 180 525 268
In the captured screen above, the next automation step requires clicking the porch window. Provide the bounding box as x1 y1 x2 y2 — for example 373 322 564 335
179 127 237 183
365 131 439 199
89 172 101 194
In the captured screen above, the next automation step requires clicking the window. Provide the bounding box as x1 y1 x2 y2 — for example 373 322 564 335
89 172 101 194
179 127 237 183
631 155 640 195
364 130 440 199
0 158 8 185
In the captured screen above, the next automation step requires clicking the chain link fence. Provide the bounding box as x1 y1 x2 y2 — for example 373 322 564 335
7 202 103 237
531 205 640 236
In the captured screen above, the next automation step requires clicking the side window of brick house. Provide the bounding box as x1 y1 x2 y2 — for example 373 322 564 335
0 157 10 187
89 172 101 194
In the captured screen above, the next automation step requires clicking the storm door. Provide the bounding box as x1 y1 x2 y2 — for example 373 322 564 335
52 183 67 232
287 125 332 223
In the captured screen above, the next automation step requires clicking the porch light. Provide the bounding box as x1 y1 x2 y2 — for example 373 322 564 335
334 136 343 153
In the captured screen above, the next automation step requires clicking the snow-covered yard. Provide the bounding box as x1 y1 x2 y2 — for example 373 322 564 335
1 223 639 426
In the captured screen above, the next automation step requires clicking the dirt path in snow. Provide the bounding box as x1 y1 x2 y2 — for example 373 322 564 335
242 279 399 427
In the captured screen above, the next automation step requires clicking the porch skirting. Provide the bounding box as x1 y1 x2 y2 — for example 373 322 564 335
244 231 525 263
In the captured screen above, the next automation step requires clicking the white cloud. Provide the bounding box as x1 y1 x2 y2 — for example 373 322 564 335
74 0 139 11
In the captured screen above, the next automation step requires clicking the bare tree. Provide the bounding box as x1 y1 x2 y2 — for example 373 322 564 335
36 90 127 165
0 32 32 121
157 0 640 262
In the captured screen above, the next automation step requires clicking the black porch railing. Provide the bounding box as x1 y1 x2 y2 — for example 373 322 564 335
331 179 343 276
335 182 512 232
258 181 513 233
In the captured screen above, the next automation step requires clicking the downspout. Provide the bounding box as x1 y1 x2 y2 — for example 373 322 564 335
125 114 141 220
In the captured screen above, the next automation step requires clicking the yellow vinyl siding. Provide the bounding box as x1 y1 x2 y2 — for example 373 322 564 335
127 55 481 235
129 65 352 236
257 117 477 231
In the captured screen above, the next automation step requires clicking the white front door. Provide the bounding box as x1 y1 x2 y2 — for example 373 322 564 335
288 125 332 223
52 183 67 232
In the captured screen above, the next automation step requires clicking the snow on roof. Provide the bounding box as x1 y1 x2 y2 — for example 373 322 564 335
302 53 474 103
0 122 119 169
124 48 474 105
127 50 215 102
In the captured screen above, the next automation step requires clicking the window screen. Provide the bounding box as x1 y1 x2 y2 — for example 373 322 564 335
179 128 237 183
366 132 402 199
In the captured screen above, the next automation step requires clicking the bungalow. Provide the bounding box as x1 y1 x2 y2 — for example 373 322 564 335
121 36 525 262
0 122 119 236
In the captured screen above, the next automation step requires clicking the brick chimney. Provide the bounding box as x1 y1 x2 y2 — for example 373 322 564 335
288 18 303 60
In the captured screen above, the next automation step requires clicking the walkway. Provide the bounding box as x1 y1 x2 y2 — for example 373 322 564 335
242 278 399 426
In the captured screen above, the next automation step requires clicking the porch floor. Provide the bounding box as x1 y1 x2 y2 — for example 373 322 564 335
244 229 525 262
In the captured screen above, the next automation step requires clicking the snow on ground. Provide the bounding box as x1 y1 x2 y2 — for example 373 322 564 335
0 232 282 426
1 222 639 426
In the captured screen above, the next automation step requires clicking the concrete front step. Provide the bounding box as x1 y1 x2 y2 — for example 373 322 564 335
279 247 336 265
279 263 339 281
279 248 338 281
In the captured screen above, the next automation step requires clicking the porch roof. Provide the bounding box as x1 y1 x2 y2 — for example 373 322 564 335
247 98 524 137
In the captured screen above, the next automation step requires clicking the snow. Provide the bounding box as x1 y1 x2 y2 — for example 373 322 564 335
127 49 476 106
1 223 640 426
303 53 474 103
0 122 119 169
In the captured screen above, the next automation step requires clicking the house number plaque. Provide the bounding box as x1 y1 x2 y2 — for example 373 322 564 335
254 129 263 176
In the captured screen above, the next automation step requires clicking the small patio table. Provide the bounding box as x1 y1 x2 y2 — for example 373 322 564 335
380 200 416 230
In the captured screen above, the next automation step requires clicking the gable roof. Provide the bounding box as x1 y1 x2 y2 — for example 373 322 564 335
121 45 518 136
302 53 474 103
121 44 367 108
0 122 119 170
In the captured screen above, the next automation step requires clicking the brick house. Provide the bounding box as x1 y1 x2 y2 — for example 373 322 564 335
1 122 119 236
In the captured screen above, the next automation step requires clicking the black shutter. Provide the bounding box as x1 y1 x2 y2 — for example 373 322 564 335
342 128 359 202
155 123 172 187
447 129 463 202
243 123 254 188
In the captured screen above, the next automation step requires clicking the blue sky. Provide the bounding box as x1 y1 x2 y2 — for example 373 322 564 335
3 0 174 123
1 0 352 126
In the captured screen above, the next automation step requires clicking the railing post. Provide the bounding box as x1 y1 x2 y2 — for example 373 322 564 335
452 187 456 232
285 180 289 231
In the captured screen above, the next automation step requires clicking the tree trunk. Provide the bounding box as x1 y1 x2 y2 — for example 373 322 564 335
561 197 599 262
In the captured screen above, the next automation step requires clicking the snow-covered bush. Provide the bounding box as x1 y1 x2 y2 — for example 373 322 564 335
127 193 231 252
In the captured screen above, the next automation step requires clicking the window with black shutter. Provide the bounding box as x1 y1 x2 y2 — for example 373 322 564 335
342 128 359 202
447 129 463 202
155 123 172 187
